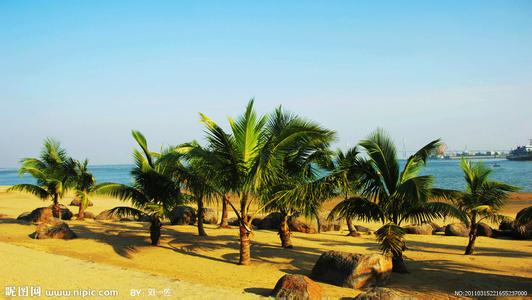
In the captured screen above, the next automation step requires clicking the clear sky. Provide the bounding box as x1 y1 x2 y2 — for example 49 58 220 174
1 1 531 167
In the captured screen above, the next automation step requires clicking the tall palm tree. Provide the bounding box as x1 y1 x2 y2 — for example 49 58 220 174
198 99 335 265
8 138 75 219
451 159 519 255
328 129 463 272
72 159 95 220
94 131 182 246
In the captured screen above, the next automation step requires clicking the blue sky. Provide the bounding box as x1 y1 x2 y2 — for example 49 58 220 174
1 1 531 167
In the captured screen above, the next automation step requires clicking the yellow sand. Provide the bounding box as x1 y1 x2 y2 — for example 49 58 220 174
0 187 531 299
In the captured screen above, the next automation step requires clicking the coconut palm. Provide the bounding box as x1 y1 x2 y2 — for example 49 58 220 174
198 99 336 264
93 131 182 246
72 159 95 220
328 129 464 272
8 138 75 219
451 159 519 255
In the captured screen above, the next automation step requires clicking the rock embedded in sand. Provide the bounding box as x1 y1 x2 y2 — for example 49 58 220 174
289 213 317 234
169 206 197 225
17 207 53 223
403 223 434 235
354 225 371 233
271 274 323 300
75 211 95 219
69 198 94 207
320 220 341 232
310 251 392 289
95 209 119 221
477 222 493 237
444 223 469 237
202 208 218 224
258 212 282 229
48 205 73 220
30 220 77 239
354 287 417 300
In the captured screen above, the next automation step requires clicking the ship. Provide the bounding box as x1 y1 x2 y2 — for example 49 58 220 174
506 139 532 161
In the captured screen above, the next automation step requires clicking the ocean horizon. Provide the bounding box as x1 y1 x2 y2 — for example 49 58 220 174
1 159 531 192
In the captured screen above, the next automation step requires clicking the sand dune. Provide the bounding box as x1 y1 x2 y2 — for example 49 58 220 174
0 187 531 299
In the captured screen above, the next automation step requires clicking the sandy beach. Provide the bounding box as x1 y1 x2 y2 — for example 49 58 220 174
0 187 531 299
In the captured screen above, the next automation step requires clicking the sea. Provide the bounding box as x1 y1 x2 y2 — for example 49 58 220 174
1 159 531 192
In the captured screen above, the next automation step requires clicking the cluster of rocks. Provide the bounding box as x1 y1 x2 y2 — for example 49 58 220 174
271 251 394 299
17 206 73 223
168 206 218 225
16 207 77 240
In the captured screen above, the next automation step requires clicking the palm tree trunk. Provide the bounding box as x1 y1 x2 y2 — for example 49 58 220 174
314 212 321 233
392 252 408 273
52 195 61 220
278 212 293 248
197 195 208 236
347 217 355 233
238 193 251 265
465 223 478 255
78 203 85 220
219 194 230 228
150 215 162 246
239 216 251 265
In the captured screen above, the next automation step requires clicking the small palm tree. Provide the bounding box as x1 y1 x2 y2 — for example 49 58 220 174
8 138 75 219
451 159 519 255
329 129 463 272
94 131 182 246
72 159 95 220
199 100 336 264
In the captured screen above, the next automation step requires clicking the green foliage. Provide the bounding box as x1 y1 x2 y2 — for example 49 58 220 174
376 223 406 257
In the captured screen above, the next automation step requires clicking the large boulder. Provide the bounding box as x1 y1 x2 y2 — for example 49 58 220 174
95 209 119 221
69 198 93 207
354 225 371 233
30 220 77 239
48 205 73 220
403 223 433 235
17 207 53 223
499 219 514 231
354 287 418 300
258 212 283 229
477 222 493 237
271 274 322 300
75 211 96 219
512 207 532 240
289 213 317 234
227 216 260 227
320 220 341 232
310 251 392 289
169 206 196 225
202 208 218 224
444 223 469 237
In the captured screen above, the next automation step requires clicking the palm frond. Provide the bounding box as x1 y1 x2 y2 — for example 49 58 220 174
8 184 50 200
328 196 383 222
376 223 405 257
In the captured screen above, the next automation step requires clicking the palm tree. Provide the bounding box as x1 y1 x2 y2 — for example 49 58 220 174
72 159 95 220
8 138 75 219
94 131 182 246
451 159 519 255
198 99 336 265
328 129 463 272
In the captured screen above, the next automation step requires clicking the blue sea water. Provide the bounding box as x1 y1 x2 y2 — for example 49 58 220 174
1 159 531 191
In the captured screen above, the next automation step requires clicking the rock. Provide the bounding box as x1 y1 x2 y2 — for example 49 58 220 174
492 229 513 238
403 223 433 235
48 204 73 220
444 223 469 237
320 220 341 232
271 274 323 300
434 226 446 233
95 209 119 221
477 222 493 237
169 206 196 225
202 208 218 224
355 225 371 233
69 198 93 207
30 220 77 239
289 213 317 234
259 212 282 229
17 207 53 223
228 217 239 226
512 207 532 240
354 287 417 300
310 251 392 289
499 219 514 231
75 211 95 219
138 214 152 222
251 217 263 227
227 216 260 227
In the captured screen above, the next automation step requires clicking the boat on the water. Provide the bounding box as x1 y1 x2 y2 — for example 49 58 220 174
506 139 532 161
